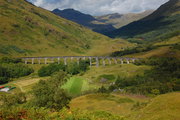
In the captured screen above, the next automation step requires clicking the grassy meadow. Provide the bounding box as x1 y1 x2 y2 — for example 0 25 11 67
0 0 134 57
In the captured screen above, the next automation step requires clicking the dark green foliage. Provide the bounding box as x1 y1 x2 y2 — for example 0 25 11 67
110 58 180 94
79 60 90 72
171 43 180 50
38 63 66 77
66 62 80 75
32 71 71 110
0 63 34 84
0 57 22 63
38 60 89 76
0 45 27 54
66 60 89 75
0 92 26 107
111 45 157 57
98 86 109 93
0 77 9 84
1 64 34 78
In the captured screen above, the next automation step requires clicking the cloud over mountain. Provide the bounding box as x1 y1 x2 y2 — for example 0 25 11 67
28 0 169 15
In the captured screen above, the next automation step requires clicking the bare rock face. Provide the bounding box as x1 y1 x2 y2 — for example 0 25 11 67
95 10 154 28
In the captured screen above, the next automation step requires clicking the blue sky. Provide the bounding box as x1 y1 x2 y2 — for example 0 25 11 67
27 0 169 15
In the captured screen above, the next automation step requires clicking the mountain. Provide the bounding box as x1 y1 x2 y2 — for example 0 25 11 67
107 0 180 42
52 9 116 34
0 0 130 57
95 10 154 28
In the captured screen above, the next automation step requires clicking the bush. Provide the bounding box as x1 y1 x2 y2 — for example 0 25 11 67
1 63 34 78
151 89 160 95
0 63 34 84
66 60 89 75
32 71 71 110
38 60 90 77
66 62 80 75
0 92 26 107
0 77 9 84
98 86 109 93
109 58 180 95
38 63 66 77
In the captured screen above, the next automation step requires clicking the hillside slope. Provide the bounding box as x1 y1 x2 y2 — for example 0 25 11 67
0 0 129 57
95 10 154 29
129 92 180 120
52 9 116 34
108 0 180 43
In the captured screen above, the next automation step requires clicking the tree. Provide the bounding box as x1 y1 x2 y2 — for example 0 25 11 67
38 63 66 77
66 62 80 75
32 71 71 110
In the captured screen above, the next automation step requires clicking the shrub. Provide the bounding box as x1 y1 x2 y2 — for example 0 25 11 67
2 63 34 78
66 62 80 75
0 92 26 107
98 86 109 93
38 60 89 77
32 71 71 110
0 77 9 84
38 63 66 77
151 89 160 95
0 63 34 84
66 60 89 75
109 58 180 95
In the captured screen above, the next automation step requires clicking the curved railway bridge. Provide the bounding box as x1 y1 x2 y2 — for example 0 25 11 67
21 56 139 67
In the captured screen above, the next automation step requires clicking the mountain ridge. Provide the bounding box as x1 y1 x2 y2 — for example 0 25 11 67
95 10 154 28
107 0 180 42
52 8 116 34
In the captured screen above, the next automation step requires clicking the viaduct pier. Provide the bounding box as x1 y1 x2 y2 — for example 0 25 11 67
22 56 139 67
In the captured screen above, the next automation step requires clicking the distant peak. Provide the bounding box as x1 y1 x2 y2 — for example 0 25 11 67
64 8 75 10
52 8 61 12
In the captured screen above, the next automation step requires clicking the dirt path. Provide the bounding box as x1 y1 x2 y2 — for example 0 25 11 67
11 77 48 92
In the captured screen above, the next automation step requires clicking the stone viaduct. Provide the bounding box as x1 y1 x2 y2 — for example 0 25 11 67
22 56 139 67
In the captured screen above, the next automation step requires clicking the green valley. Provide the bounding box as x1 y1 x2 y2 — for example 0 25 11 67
0 0 180 120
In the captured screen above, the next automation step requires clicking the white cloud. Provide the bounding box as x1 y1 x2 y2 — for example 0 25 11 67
27 0 169 15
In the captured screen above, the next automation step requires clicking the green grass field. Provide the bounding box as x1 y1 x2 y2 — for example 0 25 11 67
82 64 151 82
61 64 151 96
62 77 91 96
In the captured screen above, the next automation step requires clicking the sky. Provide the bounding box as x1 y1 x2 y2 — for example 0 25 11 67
27 0 169 16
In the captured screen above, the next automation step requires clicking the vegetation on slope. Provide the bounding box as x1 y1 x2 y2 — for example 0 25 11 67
108 0 180 43
0 0 129 57
129 92 180 120
52 8 116 34
108 58 180 95
0 57 34 84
